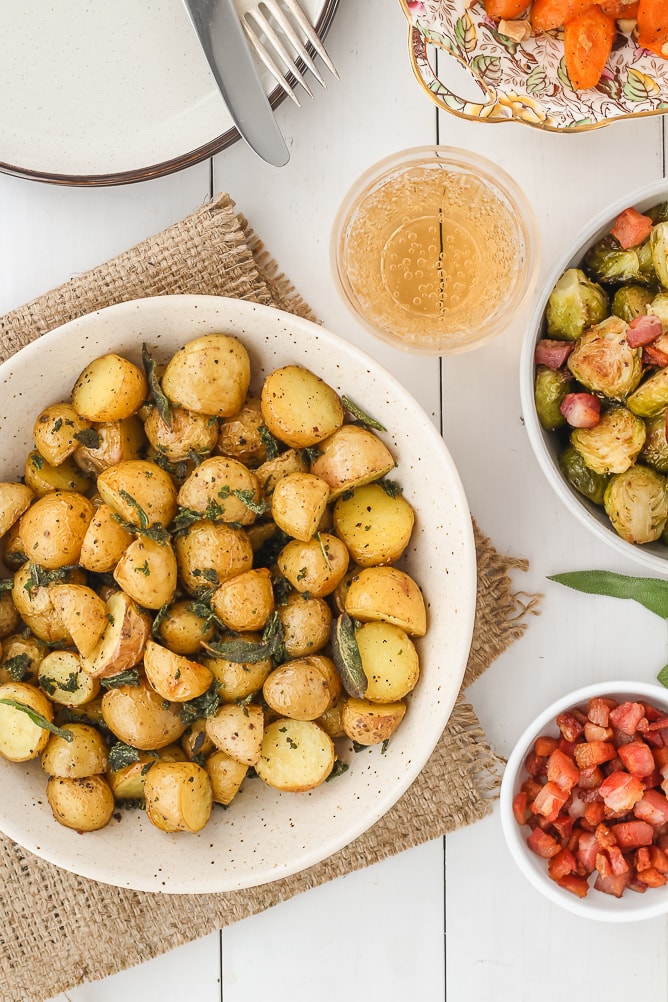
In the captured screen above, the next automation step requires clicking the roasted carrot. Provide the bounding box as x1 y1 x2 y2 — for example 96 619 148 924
637 0 668 57
597 0 639 17
529 0 596 33
484 0 532 19
564 5 616 89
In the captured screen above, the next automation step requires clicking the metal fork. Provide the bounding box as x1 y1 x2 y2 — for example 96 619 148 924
243 0 338 107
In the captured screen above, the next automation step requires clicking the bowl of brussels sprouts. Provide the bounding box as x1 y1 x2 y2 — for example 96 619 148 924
521 180 668 574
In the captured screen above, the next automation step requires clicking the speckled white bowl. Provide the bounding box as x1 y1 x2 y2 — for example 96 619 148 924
500 680 668 922
0 295 476 893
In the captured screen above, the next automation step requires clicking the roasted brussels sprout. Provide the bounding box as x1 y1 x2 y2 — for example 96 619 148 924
567 317 642 400
604 465 668 544
558 444 610 505
545 268 609 341
648 292 668 327
611 284 654 322
583 236 649 286
646 202 668 225
571 406 646 475
640 410 668 473
534 366 573 431
627 366 668 418
650 222 668 289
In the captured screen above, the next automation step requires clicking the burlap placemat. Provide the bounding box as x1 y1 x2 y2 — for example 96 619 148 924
0 193 540 1002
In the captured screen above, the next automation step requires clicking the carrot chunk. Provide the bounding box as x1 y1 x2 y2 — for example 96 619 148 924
564 6 616 90
484 0 532 17
597 0 639 16
530 0 596 30
637 0 668 57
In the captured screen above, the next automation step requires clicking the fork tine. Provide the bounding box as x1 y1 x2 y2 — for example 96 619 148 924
246 8 316 98
243 21 303 106
260 0 326 88
278 0 339 79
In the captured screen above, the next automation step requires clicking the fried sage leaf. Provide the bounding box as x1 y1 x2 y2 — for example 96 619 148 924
0 698 74 742
331 612 367 698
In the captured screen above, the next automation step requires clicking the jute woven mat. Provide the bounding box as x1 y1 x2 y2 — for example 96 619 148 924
0 193 540 1002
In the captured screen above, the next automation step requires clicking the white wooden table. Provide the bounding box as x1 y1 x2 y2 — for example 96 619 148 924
1 0 667 998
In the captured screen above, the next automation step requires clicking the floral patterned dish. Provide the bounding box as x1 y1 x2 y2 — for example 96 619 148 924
399 0 668 131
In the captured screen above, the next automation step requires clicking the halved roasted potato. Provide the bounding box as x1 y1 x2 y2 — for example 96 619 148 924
101 677 187 749
356 621 419 702
205 749 248 806
0 482 34 537
341 697 406 745
113 536 178 610
0 681 55 761
255 718 335 792
71 353 148 422
205 703 264 766
18 491 95 569
333 483 414 566
41 723 108 778
271 472 331 541
310 425 395 498
81 590 151 679
260 365 344 448
143 760 213 833
48 584 109 658
143 639 214 702
344 566 427 637
97 459 177 529
78 501 133 573
23 450 92 497
37 649 101 706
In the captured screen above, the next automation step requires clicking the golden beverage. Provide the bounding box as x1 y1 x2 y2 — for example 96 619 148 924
333 152 536 355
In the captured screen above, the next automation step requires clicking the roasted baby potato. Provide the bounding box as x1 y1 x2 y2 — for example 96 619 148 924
11 563 73 645
46 774 115 831
210 567 275 632
205 702 264 766
205 750 248 806
341 697 407 745
41 723 108 778
33 403 92 466
262 658 333 721
255 718 335 792
0 591 21 640
24 450 92 497
113 536 178 610
344 566 427 637
37 650 101 707
81 590 151 679
333 483 415 566
203 641 273 703
18 491 95 569
310 424 395 498
143 639 214 702
143 406 218 463
260 365 344 448
154 599 216 656
217 394 266 467
71 353 148 422
177 455 261 525
0 681 55 761
161 333 251 417
0 482 34 537
271 472 330 541
97 459 177 529
277 532 349 597
48 584 108 658
78 500 133 573
356 621 420 702
73 417 147 476
255 448 309 497
175 521 253 594
101 677 187 749
276 592 332 658
0 633 46 685
144 760 213 833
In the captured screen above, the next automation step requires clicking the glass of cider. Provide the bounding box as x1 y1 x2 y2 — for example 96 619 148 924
331 147 539 355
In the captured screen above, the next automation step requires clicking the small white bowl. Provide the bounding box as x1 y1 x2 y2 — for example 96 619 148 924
520 179 668 575
500 680 668 922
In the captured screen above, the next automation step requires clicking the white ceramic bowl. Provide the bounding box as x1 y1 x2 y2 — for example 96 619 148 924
0 294 477 893
500 680 668 922
520 180 668 576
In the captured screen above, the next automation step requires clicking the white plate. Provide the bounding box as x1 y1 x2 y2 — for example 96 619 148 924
0 295 476 893
0 1 338 185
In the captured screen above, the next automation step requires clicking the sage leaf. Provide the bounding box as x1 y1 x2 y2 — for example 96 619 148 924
341 396 386 432
549 570 668 619
657 665 668 689
331 613 367 698
0 699 74 741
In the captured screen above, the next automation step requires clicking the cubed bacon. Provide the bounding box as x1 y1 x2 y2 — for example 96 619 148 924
587 697 617 728
584 801 606 826
559 392 601 429
594 869 632 898
512 791 530 825
636 866 667 888
584 721 614 742
649 845 668 875
642 344 668 367
578 764 603 790
548 848 577 881
599 771 646 812
557 872 590 898
613 820 654 850
634 789 668 827
527 827 561 858
618 740 656 777
609 702 646 736
626 313 663 348
610 206 654 249
577 831 599 873
524 751 547 777
552 813 575 841
636 846 652 871
522 778 543 802
534 735 559 757
556 711 585 743
574 740 617 769
647 716 668 731
534 339 574 369
531 780 570 822
546 748 580 792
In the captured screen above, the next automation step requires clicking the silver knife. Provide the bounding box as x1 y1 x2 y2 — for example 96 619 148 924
183 0 290 167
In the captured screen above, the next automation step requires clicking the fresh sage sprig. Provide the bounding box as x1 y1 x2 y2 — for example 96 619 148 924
549 570 668 685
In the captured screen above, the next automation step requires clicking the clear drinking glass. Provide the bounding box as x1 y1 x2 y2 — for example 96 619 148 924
331 146 540 355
